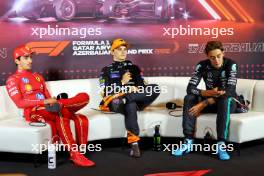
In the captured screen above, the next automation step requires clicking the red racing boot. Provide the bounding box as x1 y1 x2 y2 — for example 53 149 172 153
70 151 95 167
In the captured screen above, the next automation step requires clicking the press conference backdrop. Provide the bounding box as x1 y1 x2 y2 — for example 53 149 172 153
0 0 263 86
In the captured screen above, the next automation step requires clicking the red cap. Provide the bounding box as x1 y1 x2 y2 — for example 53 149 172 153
13 45 34 61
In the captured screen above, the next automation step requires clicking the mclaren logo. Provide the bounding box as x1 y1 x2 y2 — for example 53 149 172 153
26 41 70 56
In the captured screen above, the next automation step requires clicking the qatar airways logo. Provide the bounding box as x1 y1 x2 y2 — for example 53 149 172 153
0 48 7 59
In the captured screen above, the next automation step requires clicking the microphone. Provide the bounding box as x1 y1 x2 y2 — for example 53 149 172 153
166 102 178 110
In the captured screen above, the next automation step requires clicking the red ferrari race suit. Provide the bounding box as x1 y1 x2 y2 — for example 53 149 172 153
6 70 89 149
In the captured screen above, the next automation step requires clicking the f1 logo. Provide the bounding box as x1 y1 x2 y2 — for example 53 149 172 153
26 41 70 56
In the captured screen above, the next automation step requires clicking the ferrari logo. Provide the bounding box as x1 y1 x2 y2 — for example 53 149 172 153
36 76 41 82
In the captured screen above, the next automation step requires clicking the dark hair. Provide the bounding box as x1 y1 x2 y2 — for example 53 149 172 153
204 41 224 55
15 57 20 66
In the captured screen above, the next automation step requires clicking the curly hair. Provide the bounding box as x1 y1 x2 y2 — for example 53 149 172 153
204 41 224 55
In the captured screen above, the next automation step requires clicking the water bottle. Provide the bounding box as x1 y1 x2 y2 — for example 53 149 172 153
203 131 213 155
48 142 56 169
153 125 161 151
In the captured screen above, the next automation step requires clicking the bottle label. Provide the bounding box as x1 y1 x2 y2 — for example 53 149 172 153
156 137 161 144
48 143 56 169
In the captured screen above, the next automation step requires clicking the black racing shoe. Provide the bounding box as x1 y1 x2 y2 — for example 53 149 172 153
130 143 141 158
